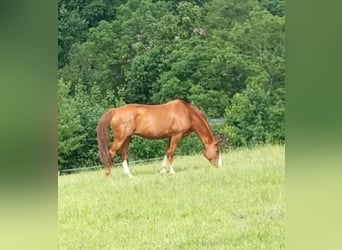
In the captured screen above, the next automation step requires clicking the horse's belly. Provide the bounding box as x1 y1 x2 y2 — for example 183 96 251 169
135 120 187 138
136 132 169 139
134 112 190 138
134 127 171 139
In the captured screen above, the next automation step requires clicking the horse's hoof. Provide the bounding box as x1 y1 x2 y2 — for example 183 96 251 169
169 169 176 175
160 168 167 174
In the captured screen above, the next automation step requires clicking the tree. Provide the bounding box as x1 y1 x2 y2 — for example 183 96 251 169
57 0 285 168
61 0 171 95
223 73 284 146
228 7 285 95
125 48 165 104
58 0 127 68
259 0 285 16
204 0 255 33
58 79 85 169
58 4 88 68
72 83 115 166
58 79 119 169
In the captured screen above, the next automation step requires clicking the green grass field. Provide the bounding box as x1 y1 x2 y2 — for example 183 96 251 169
58 144 285 249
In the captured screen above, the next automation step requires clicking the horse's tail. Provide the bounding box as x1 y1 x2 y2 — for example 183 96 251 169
97 109 114 167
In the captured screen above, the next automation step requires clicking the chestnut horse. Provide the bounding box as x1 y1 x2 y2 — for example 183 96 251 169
97 99 222 177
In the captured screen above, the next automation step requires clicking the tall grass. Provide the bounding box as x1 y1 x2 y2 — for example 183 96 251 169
58 144 285 249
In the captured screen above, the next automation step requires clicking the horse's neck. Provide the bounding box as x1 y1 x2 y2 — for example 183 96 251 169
192 113 215 146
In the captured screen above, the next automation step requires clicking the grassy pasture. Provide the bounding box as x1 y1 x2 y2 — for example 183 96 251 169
58 145 285 249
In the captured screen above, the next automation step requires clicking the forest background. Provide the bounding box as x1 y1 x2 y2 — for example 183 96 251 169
58 0 285 170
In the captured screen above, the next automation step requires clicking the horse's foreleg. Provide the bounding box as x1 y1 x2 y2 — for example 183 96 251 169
166 134 182 174
160 155 169 174
120 136 133 178
160 139 171 174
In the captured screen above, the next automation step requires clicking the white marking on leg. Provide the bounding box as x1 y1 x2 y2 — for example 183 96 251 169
162 155 168 167
160 155 168 174
169 163 175 174
122 160 133 177
218 153 223 169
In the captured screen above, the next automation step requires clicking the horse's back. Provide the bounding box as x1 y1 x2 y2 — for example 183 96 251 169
142 99 192 121
111 100 193 138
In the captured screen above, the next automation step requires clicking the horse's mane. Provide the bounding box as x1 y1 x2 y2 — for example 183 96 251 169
184 101 215 140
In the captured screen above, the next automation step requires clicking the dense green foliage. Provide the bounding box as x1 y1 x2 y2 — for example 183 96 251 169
58 0 285 170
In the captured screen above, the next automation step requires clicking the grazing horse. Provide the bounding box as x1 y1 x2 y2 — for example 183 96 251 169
97 99 222 177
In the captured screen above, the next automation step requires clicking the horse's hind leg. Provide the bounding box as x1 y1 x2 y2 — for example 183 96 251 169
120 136 133 178
106 139 124 176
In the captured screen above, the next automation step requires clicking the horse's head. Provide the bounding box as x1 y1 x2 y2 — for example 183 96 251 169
203 140 222 168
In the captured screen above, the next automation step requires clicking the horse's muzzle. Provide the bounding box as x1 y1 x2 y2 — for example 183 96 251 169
210 159 222 169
